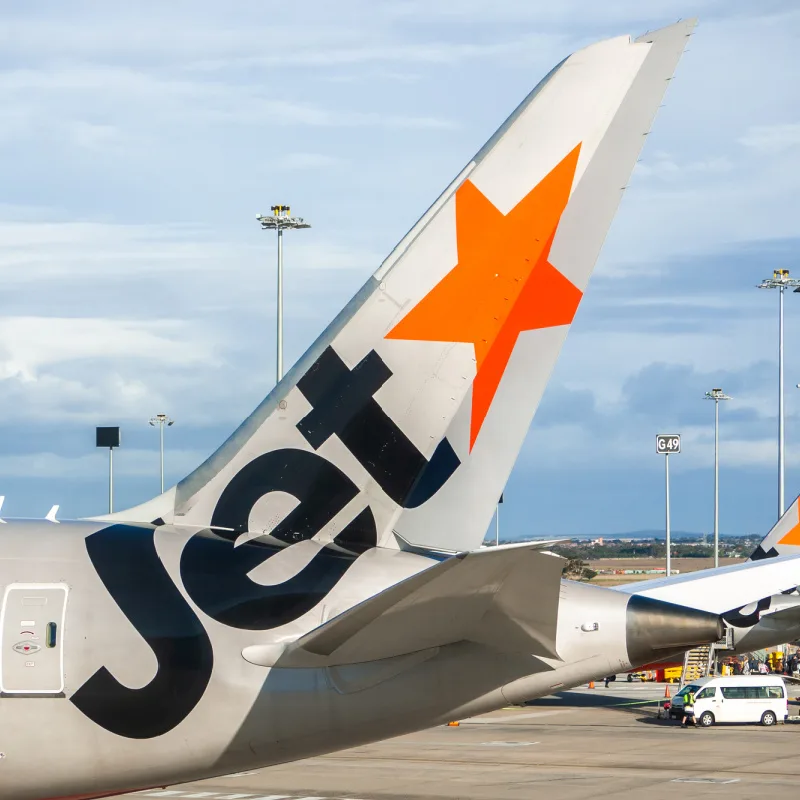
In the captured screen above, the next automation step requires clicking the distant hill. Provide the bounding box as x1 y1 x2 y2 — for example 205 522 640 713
577 529 705 541
510 529 745 542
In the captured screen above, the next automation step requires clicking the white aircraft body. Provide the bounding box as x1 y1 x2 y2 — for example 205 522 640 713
3 20 800 800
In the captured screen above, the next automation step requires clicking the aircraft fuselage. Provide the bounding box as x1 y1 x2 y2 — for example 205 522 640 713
0 520 720 800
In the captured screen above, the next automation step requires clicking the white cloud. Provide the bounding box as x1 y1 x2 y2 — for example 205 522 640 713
189 39 543 71
0 65 455 139
382 0 769 25
739 123 800 154
0 369 156 424
561 325 769 408
0 317 210 378
0 217 379 290
67 121 123 151
634 153 733 181
523 419 793 473
0 317 225 424
0 448 208 480
0 220 250 281
272 153 344 171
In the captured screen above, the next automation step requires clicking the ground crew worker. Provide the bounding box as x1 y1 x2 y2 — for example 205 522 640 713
681 688 696 728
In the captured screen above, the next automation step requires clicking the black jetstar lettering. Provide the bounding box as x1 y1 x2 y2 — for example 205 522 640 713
296 346 460 508
722 596 772 628
70 524 213 739
181 448 377 630
74 346 461 739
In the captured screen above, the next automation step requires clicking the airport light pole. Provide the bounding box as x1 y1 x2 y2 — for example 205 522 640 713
758 269 800 518
657 435 681 576
704 389 731 569
149 414 174 494
257 205 311 386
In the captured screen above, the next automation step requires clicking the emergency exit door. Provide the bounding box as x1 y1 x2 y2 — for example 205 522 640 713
0 583 68 694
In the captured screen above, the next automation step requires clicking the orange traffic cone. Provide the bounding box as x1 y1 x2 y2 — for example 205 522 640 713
447 721 460 727
588 681 595 689
664 684 671 699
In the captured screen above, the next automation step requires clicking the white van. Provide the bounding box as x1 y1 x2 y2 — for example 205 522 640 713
669 675 788 727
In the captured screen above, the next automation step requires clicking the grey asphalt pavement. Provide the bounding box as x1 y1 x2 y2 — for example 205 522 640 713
126 681 800 800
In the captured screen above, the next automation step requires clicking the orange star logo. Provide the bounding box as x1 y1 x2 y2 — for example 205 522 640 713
386 144 584 450
778 505 800 546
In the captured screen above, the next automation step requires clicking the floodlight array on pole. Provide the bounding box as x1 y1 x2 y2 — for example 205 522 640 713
704 388 731 569
149 414 174 495
757 269 800 518
256 205 311 386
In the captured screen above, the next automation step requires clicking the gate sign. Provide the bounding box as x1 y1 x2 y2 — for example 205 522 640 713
656 434 681 454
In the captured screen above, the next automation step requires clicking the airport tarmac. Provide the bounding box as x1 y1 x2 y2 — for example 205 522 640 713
123 679 800 800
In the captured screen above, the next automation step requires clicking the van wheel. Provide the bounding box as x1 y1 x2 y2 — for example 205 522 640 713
627 674 633 682
761 711 777 727
699 711 715 727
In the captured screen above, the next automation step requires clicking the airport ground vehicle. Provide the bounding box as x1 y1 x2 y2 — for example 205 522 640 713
628 665 681 682
668 676 788 726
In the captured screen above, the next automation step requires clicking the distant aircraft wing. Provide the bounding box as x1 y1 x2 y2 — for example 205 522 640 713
616 553 800 614
759 601 800 628
528 540 571 550
243 545 565 667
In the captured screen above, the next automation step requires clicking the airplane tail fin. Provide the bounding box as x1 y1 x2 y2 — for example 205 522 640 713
102 21 696 557
393 20 696 552
749 495 800 561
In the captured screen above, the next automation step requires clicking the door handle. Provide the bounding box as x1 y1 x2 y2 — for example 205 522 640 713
46 622 58 648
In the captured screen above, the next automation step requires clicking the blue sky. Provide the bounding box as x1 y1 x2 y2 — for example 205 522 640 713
1 1 800 538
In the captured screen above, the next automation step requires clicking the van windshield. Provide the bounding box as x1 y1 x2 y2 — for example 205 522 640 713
676 685 699 699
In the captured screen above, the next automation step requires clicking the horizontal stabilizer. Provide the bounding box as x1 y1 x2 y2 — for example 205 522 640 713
617 553 800 614
244 545 565 667
393 533 568 557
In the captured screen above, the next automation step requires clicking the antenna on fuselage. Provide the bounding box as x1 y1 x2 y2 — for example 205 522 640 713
45 504 60 524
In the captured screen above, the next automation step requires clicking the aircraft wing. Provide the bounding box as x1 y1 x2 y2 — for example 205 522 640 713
243 545 565 667
615 553 800 614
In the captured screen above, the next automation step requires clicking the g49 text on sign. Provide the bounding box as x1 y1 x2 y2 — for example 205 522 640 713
657 434 681 454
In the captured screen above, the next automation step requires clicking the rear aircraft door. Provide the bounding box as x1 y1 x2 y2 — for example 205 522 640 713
0 583 68 694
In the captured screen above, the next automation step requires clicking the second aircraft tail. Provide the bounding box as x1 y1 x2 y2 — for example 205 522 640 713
749 495 800 561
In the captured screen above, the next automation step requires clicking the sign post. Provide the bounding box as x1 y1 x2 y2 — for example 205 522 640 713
96 427 121 513
495 493 504 547
657 434 681 576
